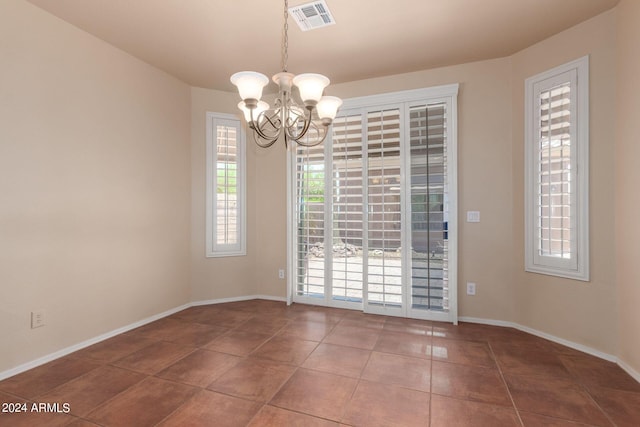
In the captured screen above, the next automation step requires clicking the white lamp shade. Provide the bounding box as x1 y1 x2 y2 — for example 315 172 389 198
238 101 269 123
293 73 330 103
316 96 343 121
230 71 269 101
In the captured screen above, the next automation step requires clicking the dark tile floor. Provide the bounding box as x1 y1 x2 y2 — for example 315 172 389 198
1 299 639 426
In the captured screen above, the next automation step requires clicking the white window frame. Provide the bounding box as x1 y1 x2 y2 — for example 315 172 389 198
525 56 589 281
206 112 246 257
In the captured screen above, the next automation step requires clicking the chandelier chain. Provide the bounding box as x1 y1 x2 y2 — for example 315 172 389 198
282 0 289 72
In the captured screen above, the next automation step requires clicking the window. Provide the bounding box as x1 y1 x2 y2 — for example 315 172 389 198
525 56 589 280
206 112 246 257
290 85 458 322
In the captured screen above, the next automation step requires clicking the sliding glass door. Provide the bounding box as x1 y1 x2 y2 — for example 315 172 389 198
290 86 458 322
407 103 451 319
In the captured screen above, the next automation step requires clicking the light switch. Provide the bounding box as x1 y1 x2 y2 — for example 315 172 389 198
467 211 480 223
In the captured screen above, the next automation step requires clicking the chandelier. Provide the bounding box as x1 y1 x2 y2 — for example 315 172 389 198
230 0 342 148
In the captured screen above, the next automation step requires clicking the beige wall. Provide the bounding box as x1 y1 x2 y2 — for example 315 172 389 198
252 11 623 360
189 87 259 300
252 58 516 321
190 88 289 301
510 10 618 355
187 3 635 373
616 0 640 374
2 0 637 377
252 126 289 298
0 0 191 373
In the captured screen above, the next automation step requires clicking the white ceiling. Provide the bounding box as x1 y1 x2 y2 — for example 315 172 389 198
26 0 619 92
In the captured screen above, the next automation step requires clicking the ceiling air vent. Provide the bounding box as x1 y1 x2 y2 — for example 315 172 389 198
289 0 336 31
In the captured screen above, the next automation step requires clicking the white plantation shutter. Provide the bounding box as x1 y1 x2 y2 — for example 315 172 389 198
216 125 238 246
367 108 403 307
295 143 326 297
206 113 246 257
409 103 449 311
538 83 572 259
525 56 589 281
331 114 364 302
291 85 458 322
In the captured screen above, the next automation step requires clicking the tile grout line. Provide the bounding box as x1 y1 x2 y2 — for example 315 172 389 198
5 302 635 426
156 311 303 426
320 313 353 424
487 341 525 427
429 324 434 427
556 354 620 427
336 316 384 425
262 320 348 424
247 363 301 426
241 312 332 425
581 394 619 427
91 310 276 426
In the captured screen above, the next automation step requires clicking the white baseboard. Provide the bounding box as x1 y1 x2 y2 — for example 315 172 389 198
459 316 617 363
458 316 514 329
0 295 288 381
191 294 286 306
514 322 617 363
254 294 288 302
617 358 640 384
2 298 637 385
0 303 190 382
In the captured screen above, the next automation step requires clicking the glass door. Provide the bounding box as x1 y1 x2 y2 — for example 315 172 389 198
364 107 404 316
290 87 458 323
407 102 452 321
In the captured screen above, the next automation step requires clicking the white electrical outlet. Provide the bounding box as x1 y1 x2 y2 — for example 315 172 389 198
467 211 481 223
31 310 45 329
466 282 477 296
278 269 285 279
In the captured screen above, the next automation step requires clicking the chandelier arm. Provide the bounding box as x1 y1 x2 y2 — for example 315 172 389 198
249 108 280 141
252 128 279 148
251 121 281 146
293 123 329 147
286 107 313 142
250 121 272 141
262 109 285 133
